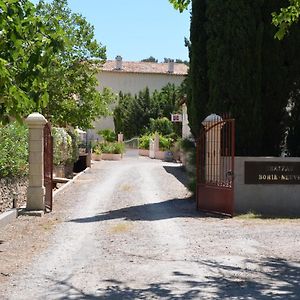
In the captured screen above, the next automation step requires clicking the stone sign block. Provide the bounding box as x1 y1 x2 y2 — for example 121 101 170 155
245 161 300 184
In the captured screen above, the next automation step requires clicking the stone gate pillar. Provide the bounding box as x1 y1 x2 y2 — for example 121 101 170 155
25 113 47 211
202 114 224 183
118 133 124 143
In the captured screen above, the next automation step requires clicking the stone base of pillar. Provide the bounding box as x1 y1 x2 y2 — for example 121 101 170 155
18 209 44 217
26 186 45 211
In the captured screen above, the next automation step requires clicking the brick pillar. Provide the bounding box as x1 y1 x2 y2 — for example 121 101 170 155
25 113 47 211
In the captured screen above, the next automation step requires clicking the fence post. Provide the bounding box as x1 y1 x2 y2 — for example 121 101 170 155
25 112 47 211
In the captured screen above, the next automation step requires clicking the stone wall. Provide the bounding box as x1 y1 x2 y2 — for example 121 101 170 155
0 177 28 213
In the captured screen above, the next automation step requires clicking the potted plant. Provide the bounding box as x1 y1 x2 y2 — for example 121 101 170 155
100 141 124 160
92 145 102 161
138 134 151 156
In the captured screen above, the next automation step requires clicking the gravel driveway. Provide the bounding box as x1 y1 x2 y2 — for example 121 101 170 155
0 156 300 299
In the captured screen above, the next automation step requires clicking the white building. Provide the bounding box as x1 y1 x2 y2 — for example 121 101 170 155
90 56 188 139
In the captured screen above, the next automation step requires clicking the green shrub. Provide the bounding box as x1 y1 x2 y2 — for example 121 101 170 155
139 134 151 149
180 137 196 152
159 135 173 151
67 130 80 163
0 122 28 178
97 129 116 142
139 133 173 151
149 117 174 136
94 141 124 154
52 127 73 166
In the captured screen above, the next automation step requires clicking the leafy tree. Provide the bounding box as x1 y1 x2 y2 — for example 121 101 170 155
149 117 174 136
141 56 158 63
0 0 62 123
272 0 300 39
114 84 184 139
169 0 190 12
0 0 111 129
163 58 189 65
36 0 111 129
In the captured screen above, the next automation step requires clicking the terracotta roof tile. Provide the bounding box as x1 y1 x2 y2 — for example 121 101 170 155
101 60 188 76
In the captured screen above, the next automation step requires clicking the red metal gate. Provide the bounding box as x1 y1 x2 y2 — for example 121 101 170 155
196 115 235 216
44 122 53 211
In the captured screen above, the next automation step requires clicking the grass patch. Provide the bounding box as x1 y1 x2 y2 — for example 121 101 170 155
120 183 133 192
235 211 299 220
235 211 263 219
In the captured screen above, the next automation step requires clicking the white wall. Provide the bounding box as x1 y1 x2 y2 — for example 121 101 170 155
96 71 186 94
90 71 187 139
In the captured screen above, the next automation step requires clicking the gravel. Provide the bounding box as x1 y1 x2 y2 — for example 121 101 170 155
0 156 300 299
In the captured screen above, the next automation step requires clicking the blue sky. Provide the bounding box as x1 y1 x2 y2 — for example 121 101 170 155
31 0 191 62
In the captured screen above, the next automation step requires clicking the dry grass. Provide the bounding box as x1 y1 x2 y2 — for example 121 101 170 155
109 222 133 234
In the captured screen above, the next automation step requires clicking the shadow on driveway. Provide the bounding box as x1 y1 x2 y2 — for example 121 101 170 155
68 197 224 224
46 257 300 299
163 165 189 188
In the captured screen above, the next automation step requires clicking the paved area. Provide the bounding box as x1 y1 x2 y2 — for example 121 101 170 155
0 156 300 299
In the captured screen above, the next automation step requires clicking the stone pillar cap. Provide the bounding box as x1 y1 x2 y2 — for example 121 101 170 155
25 112 47 126
202 114 223 125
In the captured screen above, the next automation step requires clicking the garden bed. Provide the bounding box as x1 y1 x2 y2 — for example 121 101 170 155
138 149 149 157
100 153 122 161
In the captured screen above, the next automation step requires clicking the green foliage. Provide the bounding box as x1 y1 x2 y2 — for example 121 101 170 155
0 0 62 123
68 130 80 163
0 122 28 178
187 0 208 138
181 138 196 193
52 127 73 166
180 137 195 152
286 91 300 156
187 0 299 156
138 133 173 151
272 0 300 40
159 135 173 151
0 0 111 128
94 141 124 154
97 129 116 142
205 1 264 155
169 0 190 12
114 83 184 139
141 56 158 63
35 0 111 129
139 134 152 150
149 117 174 136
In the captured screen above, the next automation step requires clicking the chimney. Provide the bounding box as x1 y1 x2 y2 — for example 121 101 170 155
168 59 175 73
115 55 122 70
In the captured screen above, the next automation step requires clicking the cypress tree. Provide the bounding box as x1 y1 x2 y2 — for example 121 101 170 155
205 0 264 155
187 0 209 138
284 18 300 156
187 0 300 156
260 0 291 156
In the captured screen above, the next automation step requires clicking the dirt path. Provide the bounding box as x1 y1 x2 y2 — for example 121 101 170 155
1 157 300 299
